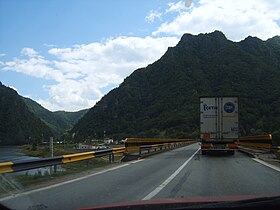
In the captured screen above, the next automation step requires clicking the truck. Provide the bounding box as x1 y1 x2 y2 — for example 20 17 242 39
200 96 238 155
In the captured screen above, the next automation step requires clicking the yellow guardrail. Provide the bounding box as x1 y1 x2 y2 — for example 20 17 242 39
0 162 13 174
123 138 197 150
62 152 95 163
237 134 272 149
112 147 126 154
237 142 272 149
126 146 140 152
239 134 272 141
0 147 121 174
151 144 158 149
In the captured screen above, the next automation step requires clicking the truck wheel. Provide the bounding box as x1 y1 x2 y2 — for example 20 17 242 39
201 150 206 155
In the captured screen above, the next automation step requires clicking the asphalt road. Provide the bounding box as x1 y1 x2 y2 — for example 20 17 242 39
1 143 280 210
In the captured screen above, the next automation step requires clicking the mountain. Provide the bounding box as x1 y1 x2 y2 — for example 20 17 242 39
70 31 280 145
0 82 53 145
22 97 88 137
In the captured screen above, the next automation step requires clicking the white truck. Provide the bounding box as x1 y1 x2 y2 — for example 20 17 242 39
200 96 238 155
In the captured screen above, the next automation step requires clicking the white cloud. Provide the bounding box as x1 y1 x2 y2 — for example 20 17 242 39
21 48 39 58
1 36 178 111
43 43 57 48
166 1 189 13
3 52 64 82
155 0 280 41
37 80 101 111
145 10 162 23
0 53 6 57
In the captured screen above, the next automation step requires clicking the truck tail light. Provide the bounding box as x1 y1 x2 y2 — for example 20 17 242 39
228 143 237 149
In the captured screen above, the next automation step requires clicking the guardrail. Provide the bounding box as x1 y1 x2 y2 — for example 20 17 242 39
124 138 196 148
0 139 197 174
0 147 125 174
237 134 272 149
138 142 192 156
271 146 280 153
121 141 197 161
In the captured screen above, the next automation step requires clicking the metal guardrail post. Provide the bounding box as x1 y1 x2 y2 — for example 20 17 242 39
109 153 115 163
112 153 115 162
109 154 112 163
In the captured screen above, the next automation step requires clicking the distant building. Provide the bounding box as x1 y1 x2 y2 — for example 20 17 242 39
77 143 95 150
104 139 114 144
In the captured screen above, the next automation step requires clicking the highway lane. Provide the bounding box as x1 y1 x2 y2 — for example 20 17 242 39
1 143 280 210
155 150 280 199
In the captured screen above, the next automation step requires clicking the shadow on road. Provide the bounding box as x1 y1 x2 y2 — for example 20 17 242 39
200 151 235 157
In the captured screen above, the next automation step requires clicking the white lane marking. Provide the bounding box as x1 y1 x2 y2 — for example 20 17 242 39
0 162 135 202
131 159 144 164
142 147 200 200
252 158 280 173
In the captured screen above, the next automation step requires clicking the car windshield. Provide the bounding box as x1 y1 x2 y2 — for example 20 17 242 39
0 0 280 210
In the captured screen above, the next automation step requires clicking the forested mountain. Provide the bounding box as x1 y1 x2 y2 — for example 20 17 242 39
70 31 280 145
23 97 88 137
0 82 53 145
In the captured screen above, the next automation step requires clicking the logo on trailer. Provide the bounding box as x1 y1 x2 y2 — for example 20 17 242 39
224 102 235 113
203 104 217 111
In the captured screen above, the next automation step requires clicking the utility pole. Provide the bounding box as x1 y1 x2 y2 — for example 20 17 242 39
50 137 54 157
50 137 56 173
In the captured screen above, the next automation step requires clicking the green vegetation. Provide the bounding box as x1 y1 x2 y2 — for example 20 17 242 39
22 97 88 137
0 83 53 145
70 31 280 145
19 144 76 158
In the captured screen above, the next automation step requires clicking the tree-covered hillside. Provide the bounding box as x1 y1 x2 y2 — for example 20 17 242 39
70 31 280 145
0 82 53 145
23 97 88 137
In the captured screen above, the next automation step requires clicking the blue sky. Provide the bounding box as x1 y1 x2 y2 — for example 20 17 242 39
1 0 280 111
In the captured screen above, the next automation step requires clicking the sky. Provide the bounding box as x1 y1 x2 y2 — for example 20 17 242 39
0 0 280 112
